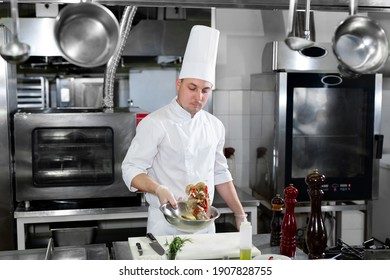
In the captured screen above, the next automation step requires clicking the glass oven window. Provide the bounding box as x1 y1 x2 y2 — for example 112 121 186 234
32 127 114 187
291 87 368 178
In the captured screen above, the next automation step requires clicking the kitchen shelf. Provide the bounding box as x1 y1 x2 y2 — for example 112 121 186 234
17 77 48 109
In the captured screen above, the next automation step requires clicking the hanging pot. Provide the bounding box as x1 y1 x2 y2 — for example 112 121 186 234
332 0 389 76
54 2 120 68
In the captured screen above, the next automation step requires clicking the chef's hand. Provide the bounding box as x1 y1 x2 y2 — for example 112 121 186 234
155 185 177 208
234 213 248 229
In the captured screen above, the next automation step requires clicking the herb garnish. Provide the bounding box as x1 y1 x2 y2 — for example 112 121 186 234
165 236 192 259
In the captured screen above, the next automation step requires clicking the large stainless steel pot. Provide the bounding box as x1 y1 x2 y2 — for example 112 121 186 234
332 0 389 76
54 2 120 68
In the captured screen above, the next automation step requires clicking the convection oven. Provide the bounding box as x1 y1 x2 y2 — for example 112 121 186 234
263 41 383 201
13 108 138 205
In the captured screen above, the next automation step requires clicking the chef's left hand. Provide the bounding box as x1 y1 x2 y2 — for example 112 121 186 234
234 213 248 229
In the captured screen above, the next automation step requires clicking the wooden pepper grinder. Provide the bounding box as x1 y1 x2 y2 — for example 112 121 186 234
270 194 284 246
280 184 298 258
305 169 327 259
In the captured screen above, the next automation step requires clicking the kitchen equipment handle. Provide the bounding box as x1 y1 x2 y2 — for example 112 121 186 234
304 0 311 40
375 134 384 159
286 0 297 36
146 232 157 242
349 0 358 16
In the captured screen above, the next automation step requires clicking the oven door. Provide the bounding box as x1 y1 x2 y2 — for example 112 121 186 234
13 108 136 202
274 72 382 201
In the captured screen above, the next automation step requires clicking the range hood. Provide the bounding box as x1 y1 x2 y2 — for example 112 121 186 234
263 41 390 77
262 41 339 73
122 20 196 57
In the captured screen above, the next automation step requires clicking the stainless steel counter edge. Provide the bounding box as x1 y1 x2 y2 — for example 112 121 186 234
14 188 260 218
14 205 150 218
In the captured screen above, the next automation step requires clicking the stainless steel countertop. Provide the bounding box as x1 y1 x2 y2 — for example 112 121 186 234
112 234 308 260
14 188 260 218
0 243 110 260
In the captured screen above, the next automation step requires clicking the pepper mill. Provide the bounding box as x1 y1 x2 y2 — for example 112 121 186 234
280 184 298 258
305 169 327 259
270 194 284 246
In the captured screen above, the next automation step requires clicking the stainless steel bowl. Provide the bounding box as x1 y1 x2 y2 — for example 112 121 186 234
160 202 220 233
54 2 120 68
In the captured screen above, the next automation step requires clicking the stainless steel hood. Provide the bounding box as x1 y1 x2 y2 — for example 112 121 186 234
0 18 203 59
263 40 390 77
262 41 339 73
122 20 197 56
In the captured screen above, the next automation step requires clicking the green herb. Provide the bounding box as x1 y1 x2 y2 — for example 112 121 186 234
165 236 192 259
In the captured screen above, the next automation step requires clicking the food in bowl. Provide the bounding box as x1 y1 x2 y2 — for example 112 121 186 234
184 182 210 220
160 202 220 232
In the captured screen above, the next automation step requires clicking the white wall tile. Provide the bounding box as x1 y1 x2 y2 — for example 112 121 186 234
213 90 230 115
229 90 250 115
216 36 265 90
250 91 262 115
236 162 251 188
229 115 250 140
250 73 276 91
229 139 250 165
262 91 275 115
261 115 275 139
215 115 230 142
250 115 262 140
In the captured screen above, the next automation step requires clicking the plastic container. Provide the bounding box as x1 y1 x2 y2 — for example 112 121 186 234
239 219 252 260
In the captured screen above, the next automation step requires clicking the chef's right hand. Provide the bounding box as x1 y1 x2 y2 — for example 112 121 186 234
155 185 177 208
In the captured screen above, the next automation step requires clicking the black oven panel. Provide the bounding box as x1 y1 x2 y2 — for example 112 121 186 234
32 127 114 187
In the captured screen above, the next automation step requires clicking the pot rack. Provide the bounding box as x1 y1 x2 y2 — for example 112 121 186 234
3 0 390 12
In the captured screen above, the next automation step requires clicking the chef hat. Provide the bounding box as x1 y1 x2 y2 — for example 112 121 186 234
179 25 220 86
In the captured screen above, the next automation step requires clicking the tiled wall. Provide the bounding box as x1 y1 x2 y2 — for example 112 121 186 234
213 73 276 192
213 89 275 190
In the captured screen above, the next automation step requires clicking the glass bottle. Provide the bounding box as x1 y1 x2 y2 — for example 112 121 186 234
270 194 284 246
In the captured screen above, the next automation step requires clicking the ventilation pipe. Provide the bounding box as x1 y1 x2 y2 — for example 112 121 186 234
103 6 138 109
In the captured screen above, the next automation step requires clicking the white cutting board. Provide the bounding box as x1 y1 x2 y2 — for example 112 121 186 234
128 232 261 260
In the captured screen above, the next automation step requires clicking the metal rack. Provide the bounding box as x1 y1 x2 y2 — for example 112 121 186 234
17 77 49 109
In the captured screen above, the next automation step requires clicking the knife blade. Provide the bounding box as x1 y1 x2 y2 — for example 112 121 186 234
136 242 143 256
146 233 165 255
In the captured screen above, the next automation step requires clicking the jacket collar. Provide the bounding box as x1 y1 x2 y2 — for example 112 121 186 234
169 97 201 121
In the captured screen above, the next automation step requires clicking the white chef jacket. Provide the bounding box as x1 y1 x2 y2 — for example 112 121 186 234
122 97 233 235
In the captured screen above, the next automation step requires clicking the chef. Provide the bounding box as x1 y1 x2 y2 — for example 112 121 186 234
122 25 247 236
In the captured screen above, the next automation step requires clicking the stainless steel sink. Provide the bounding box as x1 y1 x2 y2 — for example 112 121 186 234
0 239 110 260
0 248 46 260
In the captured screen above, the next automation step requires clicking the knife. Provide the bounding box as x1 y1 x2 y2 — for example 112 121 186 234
136 242 143 256
146 233 165 255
